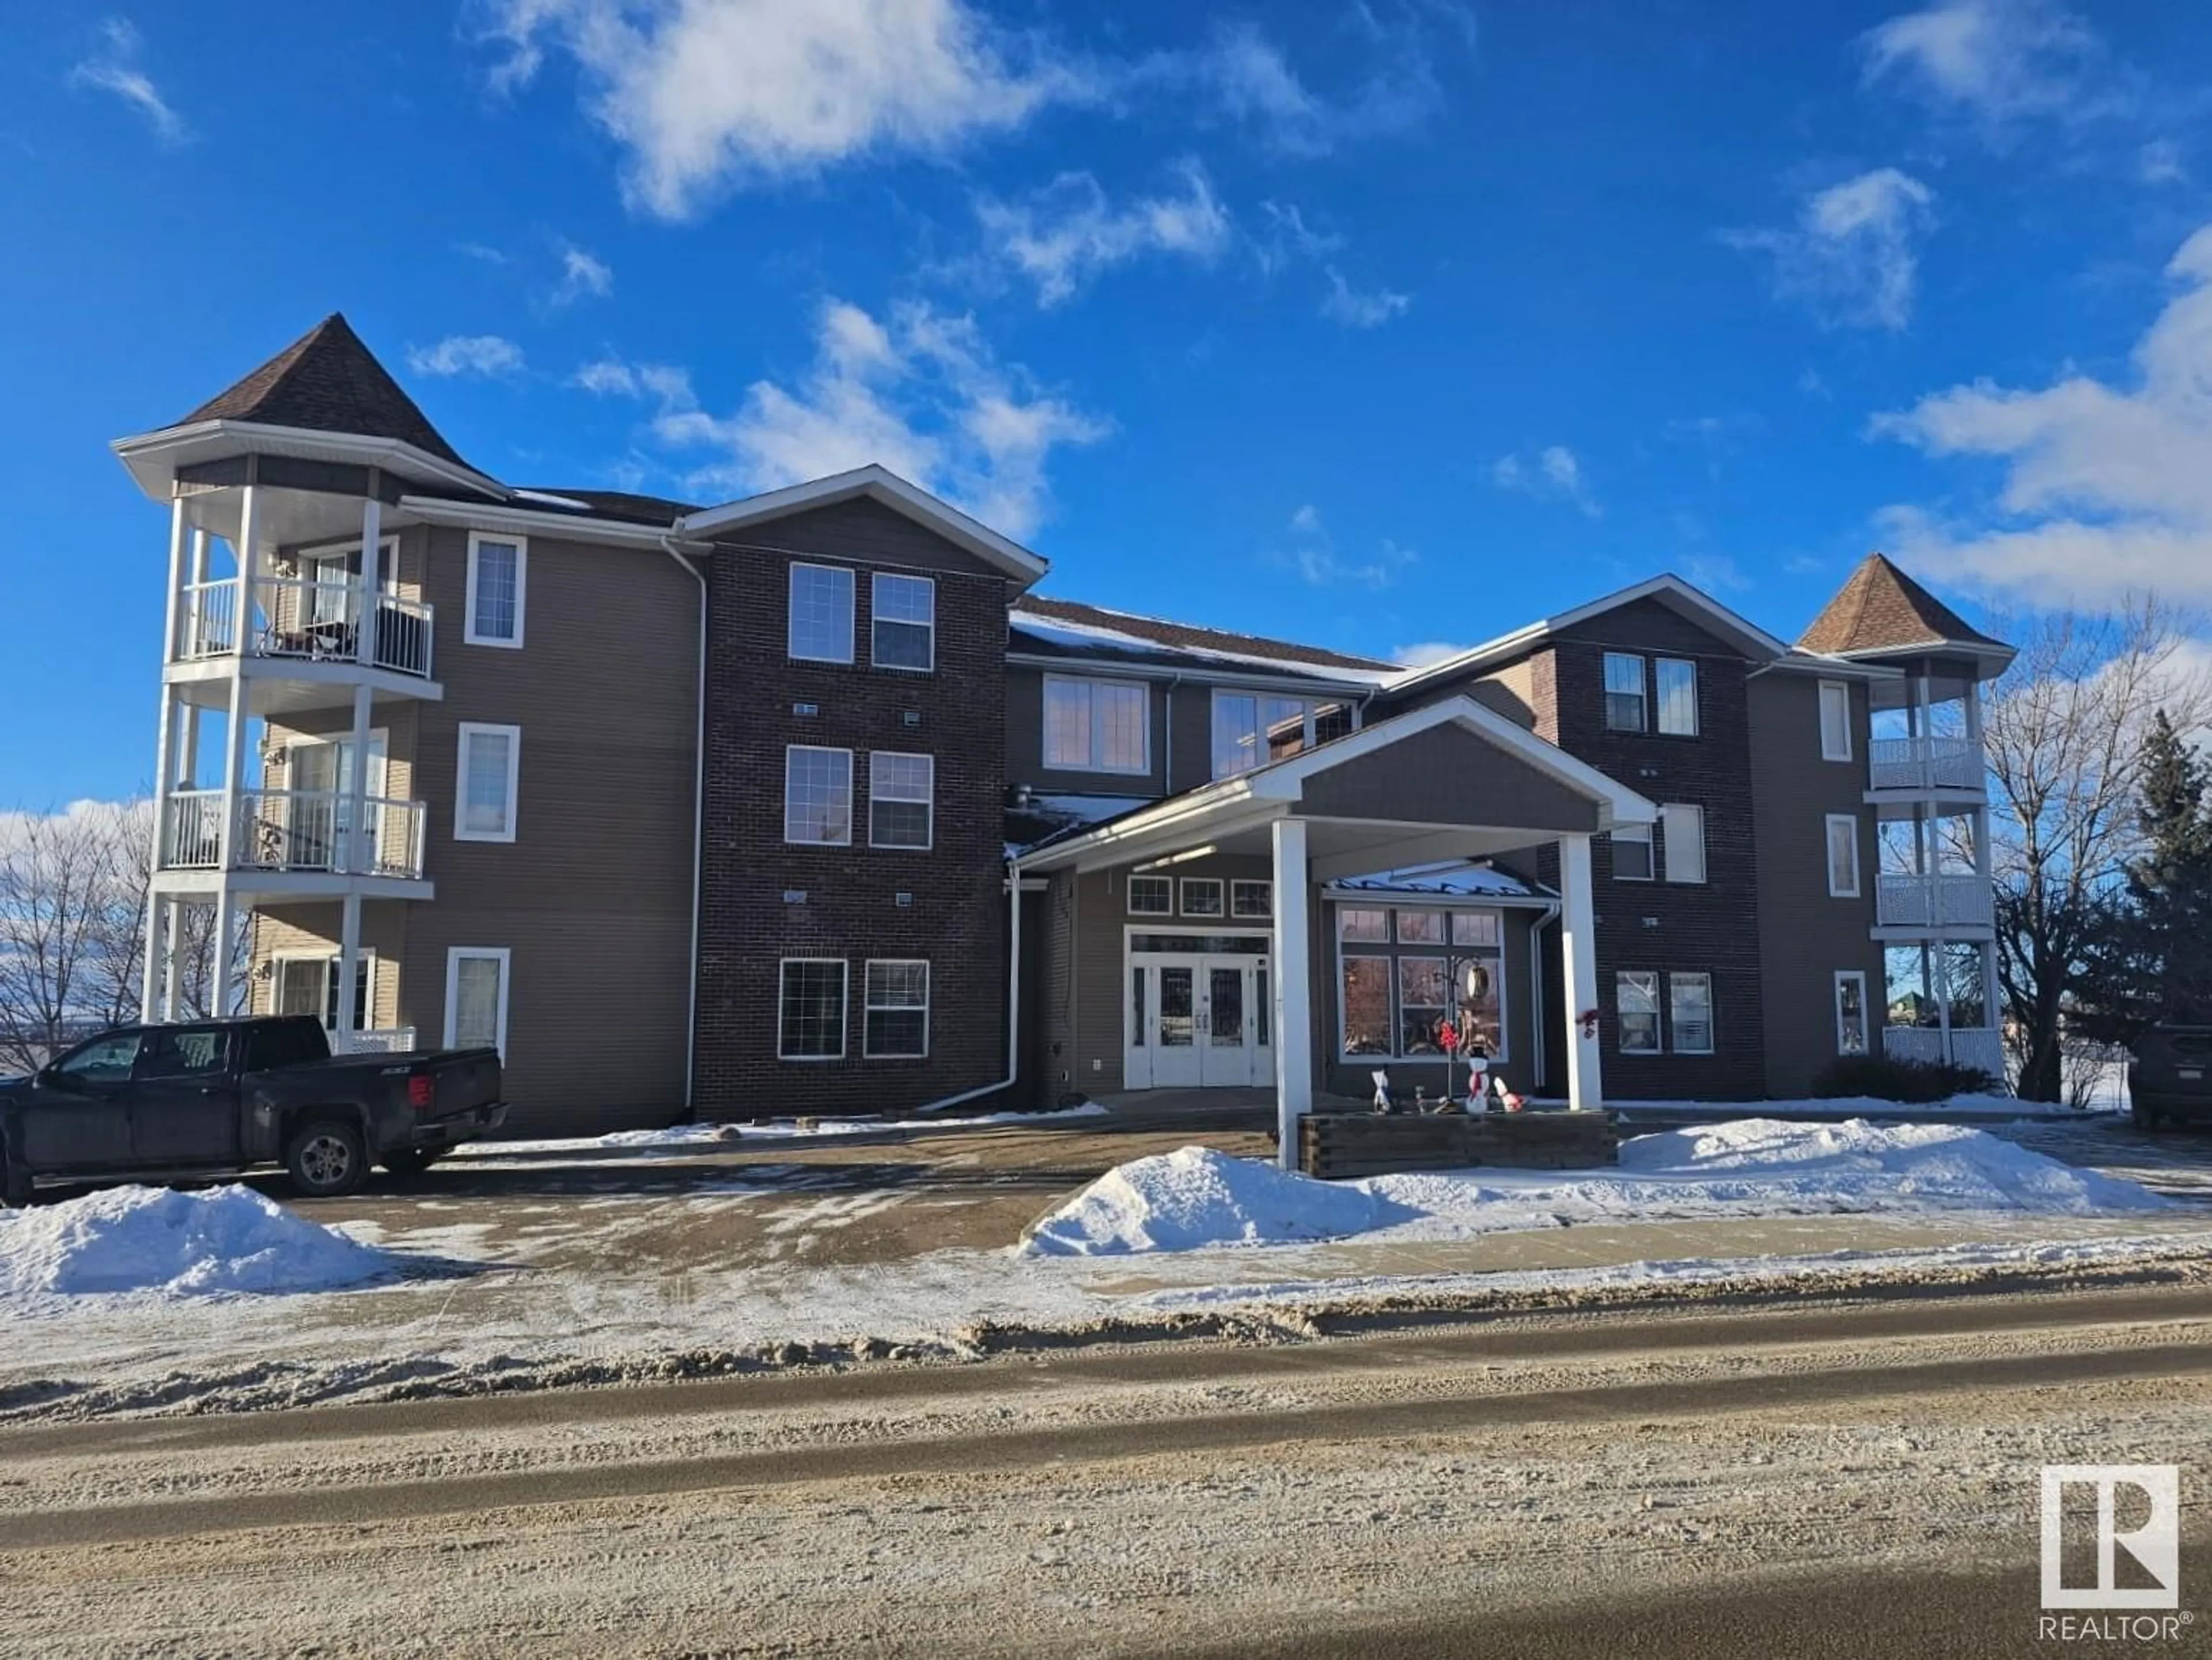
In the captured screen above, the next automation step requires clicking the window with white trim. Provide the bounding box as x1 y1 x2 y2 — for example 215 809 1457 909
1611 820 1654 882
788 564 855 663
1043 675 1149 773
872 573 934 670
1819 680 1853 762
1656 658 1698 736
1617 970 1661 1053
1604 653 1646 732
1230 879 1272 920
778 959 847 1060
1180 877 1224 918
1397 956 1448 1054
464 534 525 648
868 751 933 849
273 954 374 1033
1661 803 1706 883
785 746 853 845
1341 956 1392 1055
1128 874 1172 916
444 947 510 1057
1669 971 1715 1054
1835 970 1869 1056
1396 908 1446 944
1826 814 1862 897
1210 692 1357 779
863 959 929 1058
1338 907 1389 943
454 723 521 842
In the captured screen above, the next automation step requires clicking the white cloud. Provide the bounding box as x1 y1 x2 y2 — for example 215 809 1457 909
1491 445 1600 518
1869 221 2212 606
634 298 1105 538
1320 267 1411 328
67 18 186 144
1391 641 1471 670
554 245 615 304
483 0 1088 219
1270 504 1417 587
1859 0 2103 135
1723 168 1937 331
573 357 639 395
1254 201 1344 274
976 160 1233 307
406 335 527 378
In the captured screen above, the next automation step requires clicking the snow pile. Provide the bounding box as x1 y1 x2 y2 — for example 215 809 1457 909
0 1185 408 1299
1022 1146 1412 1257
1020 1120 2168 1257
480 1103 1108 1158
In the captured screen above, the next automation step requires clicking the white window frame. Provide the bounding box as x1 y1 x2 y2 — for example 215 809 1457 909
870 572 935 672
463 532 527 649
1655 657 1698 736
270 951 376 1032
784 745 854 846
1617 970 1661 1054
1042 674 1150 776
1669 971 1715 1056
862 959 930 1059
1338 954 1395 1061
1825 813 1862 898
1603 652 1647 733
1180 877 1225 918
777 957 848 1061
867 751 934 850
1127 874 1173 917
1834 970 1870 1057
1338 906 1390 943
787 562 856 664
1660 803 1706 884
453 722 522 844
1611 820 1654 882
442 946 511 1057
1819 680 1854 762
1230 879 1273 920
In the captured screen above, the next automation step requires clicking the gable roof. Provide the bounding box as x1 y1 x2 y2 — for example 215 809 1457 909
1798 553 2010 659
1382 574 1791 698
1010 596 1395 679
179 313 470 468
676 463 1046 583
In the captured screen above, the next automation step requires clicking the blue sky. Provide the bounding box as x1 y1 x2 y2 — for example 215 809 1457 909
5 0 2210 804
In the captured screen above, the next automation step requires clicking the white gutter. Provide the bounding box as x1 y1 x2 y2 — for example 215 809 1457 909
914 869 1023 1113
1528 898 1560 1092
1005 651 1380 697
405 496 676 547
659 535 710 1116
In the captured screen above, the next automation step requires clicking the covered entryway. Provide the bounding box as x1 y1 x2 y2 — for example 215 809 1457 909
1016 695 1655 1167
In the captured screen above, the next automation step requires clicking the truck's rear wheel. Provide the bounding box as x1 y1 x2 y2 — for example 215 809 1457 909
286 1120 368 1198
381 1148 443 1178
1 1151 28 1209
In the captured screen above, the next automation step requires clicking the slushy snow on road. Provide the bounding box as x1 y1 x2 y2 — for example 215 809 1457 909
0 1184 410 1299
1020 1120 2170 1257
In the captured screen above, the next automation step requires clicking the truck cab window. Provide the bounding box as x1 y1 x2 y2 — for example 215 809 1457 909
137 1028 229 1079
54 1032 143 1083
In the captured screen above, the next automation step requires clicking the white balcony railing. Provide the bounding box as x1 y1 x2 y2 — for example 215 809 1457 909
332 1027 419 1055
158 790 426 880
1869 735 1984 792
1876 872 1994 929
174 577 434 680
1884 1024 2007 1083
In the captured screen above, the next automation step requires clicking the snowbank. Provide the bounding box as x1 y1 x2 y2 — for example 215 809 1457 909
1020 1120 2168 1257
1023 1147 1412 1256
478 1103 1108 1159
1611 1094 2093 1122
0 1185 408 1299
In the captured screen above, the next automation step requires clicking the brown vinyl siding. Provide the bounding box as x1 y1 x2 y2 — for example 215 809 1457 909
1293 724 1600 832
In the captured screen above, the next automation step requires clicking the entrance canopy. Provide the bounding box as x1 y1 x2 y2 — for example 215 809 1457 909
1013 694 1655 882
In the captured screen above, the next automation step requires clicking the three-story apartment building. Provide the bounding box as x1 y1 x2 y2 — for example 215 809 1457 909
116 317 2012 1144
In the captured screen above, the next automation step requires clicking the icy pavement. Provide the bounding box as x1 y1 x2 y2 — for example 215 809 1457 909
468 1103 1109 1160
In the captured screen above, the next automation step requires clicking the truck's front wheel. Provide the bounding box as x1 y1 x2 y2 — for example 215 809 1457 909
286 1120 369 1198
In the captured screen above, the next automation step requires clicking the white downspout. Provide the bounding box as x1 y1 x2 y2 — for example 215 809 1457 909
1529 897 1560 1093
658 536 709 1117
914 864 1024 1113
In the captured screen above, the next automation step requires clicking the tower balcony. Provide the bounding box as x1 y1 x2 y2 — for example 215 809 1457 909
1867 734 1984 795
1874 871 1994 931
166 574 440 717
153 788 431 901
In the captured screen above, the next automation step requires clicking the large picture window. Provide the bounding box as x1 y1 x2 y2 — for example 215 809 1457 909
1334 904 1509 1062
1211 693 1355 779
1043 675 1149 773
1340 957 1392 1056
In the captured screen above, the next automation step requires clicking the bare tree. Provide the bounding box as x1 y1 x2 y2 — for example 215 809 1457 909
1979 600 2212 1099
0 801 150 1073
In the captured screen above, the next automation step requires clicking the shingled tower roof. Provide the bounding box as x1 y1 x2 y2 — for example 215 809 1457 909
179 313 470 469
1798 553 2007 657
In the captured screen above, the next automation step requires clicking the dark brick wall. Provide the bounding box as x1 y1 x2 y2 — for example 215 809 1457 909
695 501 1016 1116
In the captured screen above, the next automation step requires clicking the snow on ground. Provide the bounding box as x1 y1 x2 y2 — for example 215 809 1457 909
1020 1120 2169 1257
470 1103 1108 1159
0 1184 412 1300
1610 1094 2094 1121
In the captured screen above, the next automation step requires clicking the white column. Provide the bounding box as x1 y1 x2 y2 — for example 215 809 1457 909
160 898 182 1020
231 485 262 661
344 683 373 872
139 499 192 1019
335 893 363 1052
1559 832 1603 1111
1271 817 1312 1171
211 487 262 1022
211 887 241 1018
355 494 382 667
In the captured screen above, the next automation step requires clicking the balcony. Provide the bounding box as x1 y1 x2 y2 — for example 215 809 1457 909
1883 1024 2007 1083
160 789 426 882
1876 872 1994 929
1869 735 1983 793
176 576 435 681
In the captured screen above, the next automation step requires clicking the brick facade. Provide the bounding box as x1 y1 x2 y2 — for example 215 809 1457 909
694 501 1014 1117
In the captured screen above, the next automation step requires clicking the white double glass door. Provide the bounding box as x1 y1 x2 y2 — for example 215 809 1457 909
1127 950 1272 1088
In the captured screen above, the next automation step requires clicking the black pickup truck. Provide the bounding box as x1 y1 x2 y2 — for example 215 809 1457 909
0 1015 505 1204
2128 1024 2212 1130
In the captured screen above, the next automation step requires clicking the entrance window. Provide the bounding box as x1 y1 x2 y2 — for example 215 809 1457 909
1230 880 1272 920
1397 958 1448 1054
1341 958 1392 1056
1180 878 1225 918
1338 907 1389 943
1395 909 1445 944
1128 874 1172 916
1131 966 1146 1046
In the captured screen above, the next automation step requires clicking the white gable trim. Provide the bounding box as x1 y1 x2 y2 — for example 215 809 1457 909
677 464 1047 583
111 420 503 502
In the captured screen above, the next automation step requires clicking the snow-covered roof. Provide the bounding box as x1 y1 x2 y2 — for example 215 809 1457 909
1009 606 1398 687
1325 861 1550 902
1005 791 1158 856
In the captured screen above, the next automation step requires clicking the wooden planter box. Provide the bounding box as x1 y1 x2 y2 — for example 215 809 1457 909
1298 1109 1620 1181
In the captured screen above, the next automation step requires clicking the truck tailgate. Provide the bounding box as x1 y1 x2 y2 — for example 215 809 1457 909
417 1048 503 1119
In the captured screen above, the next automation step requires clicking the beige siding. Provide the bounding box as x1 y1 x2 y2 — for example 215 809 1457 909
249 903 406 1031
